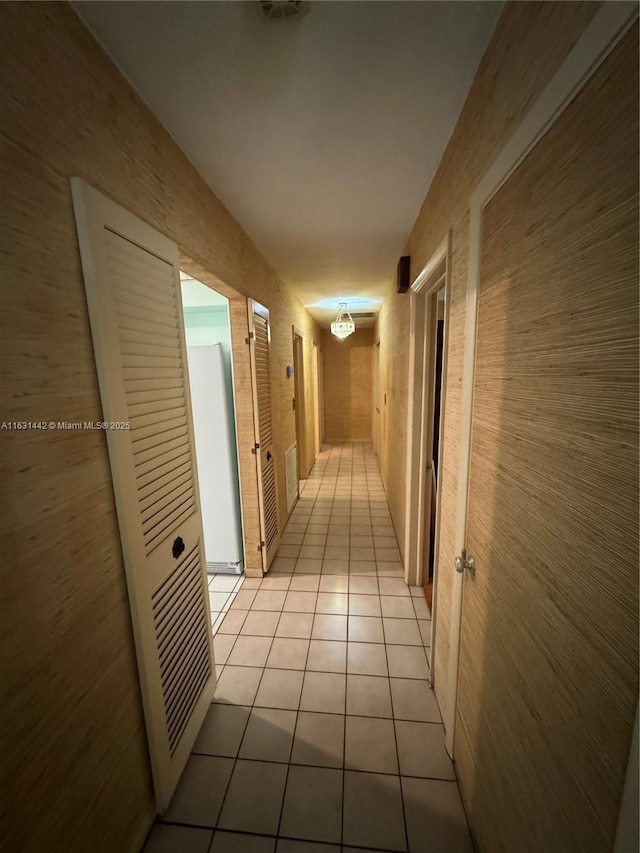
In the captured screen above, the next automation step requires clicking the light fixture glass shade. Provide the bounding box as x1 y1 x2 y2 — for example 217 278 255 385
331 303 355 340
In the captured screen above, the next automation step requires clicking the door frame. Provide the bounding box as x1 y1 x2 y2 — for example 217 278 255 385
445 2 638 755
311 340 321 458
372 340 380 455
404 234 451 683
248 299 280 572
292 327 307 479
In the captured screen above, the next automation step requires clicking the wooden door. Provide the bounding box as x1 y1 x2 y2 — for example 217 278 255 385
455 29 638 852
373 342 380 454
71 179 215 811
248 301 280 570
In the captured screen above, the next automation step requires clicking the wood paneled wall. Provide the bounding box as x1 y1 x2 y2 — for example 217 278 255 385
0 4 320 850
322 329 373 441
374 0 602 717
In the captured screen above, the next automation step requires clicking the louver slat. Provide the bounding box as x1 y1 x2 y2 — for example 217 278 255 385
105 231 197 554
152 542 211 753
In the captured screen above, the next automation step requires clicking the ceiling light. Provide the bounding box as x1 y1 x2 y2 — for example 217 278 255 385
331 303 355 340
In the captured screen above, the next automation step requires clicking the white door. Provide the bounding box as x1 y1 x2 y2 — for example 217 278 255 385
71 179 215 811
248 300 280 570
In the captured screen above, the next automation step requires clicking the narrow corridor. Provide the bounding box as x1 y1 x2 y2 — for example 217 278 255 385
145 443 472 853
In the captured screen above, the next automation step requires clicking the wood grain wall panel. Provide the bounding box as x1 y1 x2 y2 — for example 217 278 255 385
0 3 320 849
457 27 638 852
322 329 373 441
374 1 602 714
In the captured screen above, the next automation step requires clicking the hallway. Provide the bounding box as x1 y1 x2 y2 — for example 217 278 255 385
145 442 471 853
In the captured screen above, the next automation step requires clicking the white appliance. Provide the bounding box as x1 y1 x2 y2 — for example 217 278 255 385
187 343 244 574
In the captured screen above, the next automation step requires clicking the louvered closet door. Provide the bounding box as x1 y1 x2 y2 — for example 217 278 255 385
71 179 215 811
249 301 280 569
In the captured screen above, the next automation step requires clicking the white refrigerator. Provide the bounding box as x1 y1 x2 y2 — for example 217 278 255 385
187 343 244 574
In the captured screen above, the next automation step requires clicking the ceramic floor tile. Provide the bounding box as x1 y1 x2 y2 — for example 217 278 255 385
390 678 442 722
347 642 388 676
318 575 348 593
209 576 241 593
349 576 379 595
227 635 272 667
322 559 350 574
218 760 287 836
143 824 213 853
239 707 297 763
306 639 347 673
386 645 430 680
240 610 281 637
260 575 292 590
381 596 416 619
349 561 378 576
315 592 348 615
284 591 317 613
211 832 276 853
345 715 399 774
276 840 339 853
252 590 287 611
383 617 423 646
270 557 297 573
210 592 232 611
376 548 402 563
266 637 310 670
214 666 263 705
311 613 348 641
419 620 432 646
343 770 407 851
295 558 323 574
280 765 343 844
229 589 258 610
378 576 410 598
290 711 344 768
395 721 455 780
254 668 304 710
278 544 301 558
300 671 346 714
349 594 381 617
275 612 314 639
193 703 250 757
346 674 392 719
347 615 384 643
412 597 432 619
401 777 473 853
289 574 320 592
299 545 325 560
164 754 234 827
213 633 236 664
303 534 326 546
218 610 247 635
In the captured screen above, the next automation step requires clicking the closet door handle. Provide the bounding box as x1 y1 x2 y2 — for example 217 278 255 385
266 451 272 462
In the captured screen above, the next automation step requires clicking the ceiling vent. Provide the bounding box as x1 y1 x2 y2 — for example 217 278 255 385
350 312 376 319
259 0 307 20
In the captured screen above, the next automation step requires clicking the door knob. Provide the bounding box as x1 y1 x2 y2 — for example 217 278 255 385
454 549 475 575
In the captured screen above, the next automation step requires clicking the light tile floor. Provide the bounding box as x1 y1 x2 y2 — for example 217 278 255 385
144 442 473 853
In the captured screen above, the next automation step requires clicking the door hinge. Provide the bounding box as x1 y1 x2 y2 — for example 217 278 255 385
251 443 260 454
292 397 296 411
246 331 255 344
258 541 266 551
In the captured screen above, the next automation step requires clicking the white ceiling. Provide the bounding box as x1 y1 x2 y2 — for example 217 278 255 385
75 1 502 327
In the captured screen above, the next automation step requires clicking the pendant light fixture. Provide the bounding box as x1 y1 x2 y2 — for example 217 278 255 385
330 302 356 340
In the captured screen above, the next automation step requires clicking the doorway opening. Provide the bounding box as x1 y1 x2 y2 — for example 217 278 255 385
404 236 451 675
292 329 307 494
180 272 245 629
312 340 322 457
423 286 445 610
